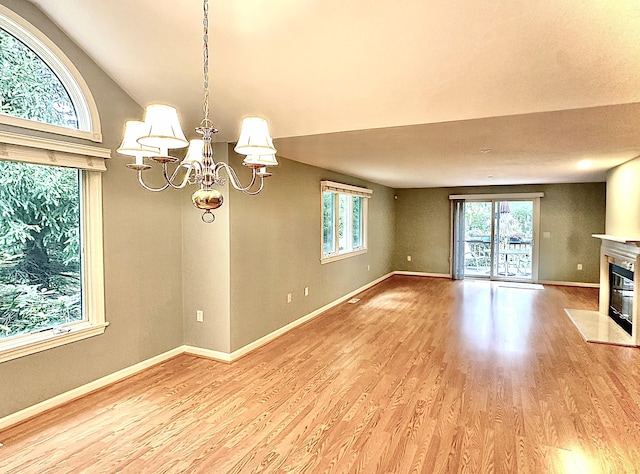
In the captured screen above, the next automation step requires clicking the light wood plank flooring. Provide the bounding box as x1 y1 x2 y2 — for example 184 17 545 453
1 276 640 473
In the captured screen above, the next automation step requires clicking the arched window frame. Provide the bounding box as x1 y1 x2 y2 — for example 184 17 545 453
0 4 102 142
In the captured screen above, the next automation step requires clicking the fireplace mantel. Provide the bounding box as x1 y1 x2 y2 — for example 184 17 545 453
592 234 640 246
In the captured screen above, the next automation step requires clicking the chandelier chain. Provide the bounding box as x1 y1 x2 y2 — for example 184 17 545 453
202 0 210 125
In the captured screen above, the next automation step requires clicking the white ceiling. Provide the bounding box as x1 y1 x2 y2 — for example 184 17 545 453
30 0 640 188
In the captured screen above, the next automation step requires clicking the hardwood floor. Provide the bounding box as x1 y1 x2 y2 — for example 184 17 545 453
1 276 639 473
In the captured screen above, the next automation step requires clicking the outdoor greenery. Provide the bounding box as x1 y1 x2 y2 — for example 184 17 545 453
0 151 82 339
338 195 348 251
322 192 335 255
0 27 77 127
465 202 492 238
508 202 533 239
0 25 83 338
465 201 533 240
323 192 364 256
352 196 362 248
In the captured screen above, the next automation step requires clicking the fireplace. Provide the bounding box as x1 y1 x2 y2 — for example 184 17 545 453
594 235 640 345
608 263 634 335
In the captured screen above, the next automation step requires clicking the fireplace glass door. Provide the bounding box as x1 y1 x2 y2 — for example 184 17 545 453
609 263 634 335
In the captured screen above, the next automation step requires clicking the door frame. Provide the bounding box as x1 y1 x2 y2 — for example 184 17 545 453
449 192 543 282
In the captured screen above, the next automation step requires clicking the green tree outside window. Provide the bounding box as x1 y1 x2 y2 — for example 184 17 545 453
0 27 78 128
0 161 82 338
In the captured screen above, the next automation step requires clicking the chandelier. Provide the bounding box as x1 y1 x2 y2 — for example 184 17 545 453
116 0 277 223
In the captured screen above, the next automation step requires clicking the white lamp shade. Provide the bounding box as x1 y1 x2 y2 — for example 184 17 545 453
243 154 279 167
181 139 204 167
117 121 160 157
137 104 189 150
234 117 276 156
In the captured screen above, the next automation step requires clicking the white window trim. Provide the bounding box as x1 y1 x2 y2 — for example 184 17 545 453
0 131 110 169
0 4 102 142
0 132 109 363
321 180 372 264
448 192 544 201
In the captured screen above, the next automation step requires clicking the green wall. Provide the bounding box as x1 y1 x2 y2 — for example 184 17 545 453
228 150 395 351
394 187 452 274
394 183 605 283
0 0 184 418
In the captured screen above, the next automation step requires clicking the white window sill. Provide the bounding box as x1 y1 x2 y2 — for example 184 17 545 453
0 322 109 363
321 248 368 264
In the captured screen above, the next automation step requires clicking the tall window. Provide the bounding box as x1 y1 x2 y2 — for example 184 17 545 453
0 161 82 339
0 135 108 364
321 181 372 263
0 6 109 363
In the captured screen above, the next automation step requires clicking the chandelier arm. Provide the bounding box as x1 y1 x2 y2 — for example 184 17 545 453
213 161 261 192
241 175 265 195
137 171 171 192
163 162 200 190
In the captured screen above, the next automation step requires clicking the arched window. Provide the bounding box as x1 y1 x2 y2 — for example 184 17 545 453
0 5 108 362
0 4 101 142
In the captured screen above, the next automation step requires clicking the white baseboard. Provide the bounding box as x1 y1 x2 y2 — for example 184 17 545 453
394 271 451 279
182 272 395 363
183 345 231 363
228 272 395 361
393 272 599 289
0 346 184 431
537 280 600 288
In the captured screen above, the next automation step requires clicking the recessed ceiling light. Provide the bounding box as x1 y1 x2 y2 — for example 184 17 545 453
480 148 492 154
577 159 594 170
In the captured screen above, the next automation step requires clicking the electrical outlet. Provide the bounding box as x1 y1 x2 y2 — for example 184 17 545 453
367 264 370 271
196 310 203 322
407 255 412 262
287 293 292 303
304 287 309 296
543 231 551 238
577 263 583 271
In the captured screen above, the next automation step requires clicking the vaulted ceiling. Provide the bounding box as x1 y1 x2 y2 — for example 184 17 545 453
31 0 640 188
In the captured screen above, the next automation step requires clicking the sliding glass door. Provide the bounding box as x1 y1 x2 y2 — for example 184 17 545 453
492 200 534 280
453 196 539 282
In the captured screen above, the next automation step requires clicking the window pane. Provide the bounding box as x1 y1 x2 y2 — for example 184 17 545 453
338 194 349 252
0 161 82 339
352 196 362 248
322 191 335 255
0 27 78 128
